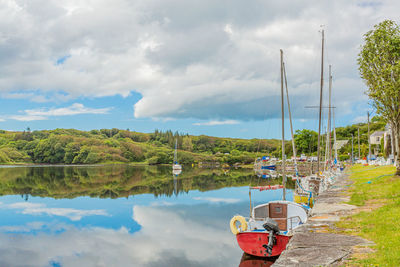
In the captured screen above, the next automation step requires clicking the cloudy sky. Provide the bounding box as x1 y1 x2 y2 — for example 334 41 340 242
0 0 398 138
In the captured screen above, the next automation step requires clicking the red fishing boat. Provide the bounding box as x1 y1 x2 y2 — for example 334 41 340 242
230 199 308 257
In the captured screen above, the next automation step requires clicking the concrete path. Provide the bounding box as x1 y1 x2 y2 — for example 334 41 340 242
273 174 374 267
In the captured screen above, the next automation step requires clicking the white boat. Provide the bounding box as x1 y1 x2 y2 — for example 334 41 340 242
172 139 182 171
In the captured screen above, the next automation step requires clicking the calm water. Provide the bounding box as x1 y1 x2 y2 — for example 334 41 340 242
0 165 293 267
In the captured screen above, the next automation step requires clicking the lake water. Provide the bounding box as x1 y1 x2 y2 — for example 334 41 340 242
0 165 293 267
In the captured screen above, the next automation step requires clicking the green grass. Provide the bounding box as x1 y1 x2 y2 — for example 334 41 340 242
336 165 400 266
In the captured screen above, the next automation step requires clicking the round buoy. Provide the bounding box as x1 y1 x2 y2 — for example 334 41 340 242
230 215 247 235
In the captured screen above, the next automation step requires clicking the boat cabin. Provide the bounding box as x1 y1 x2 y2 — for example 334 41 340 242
248 201 308 232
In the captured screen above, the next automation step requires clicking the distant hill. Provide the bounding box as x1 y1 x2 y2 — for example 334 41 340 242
0 116 386 165
0 128 280 165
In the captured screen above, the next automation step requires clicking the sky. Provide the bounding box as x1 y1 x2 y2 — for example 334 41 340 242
0 0 398 139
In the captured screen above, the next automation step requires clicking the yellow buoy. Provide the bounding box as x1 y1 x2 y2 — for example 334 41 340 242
230 215 247 235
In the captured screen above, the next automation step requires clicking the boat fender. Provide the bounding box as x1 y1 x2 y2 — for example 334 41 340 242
230 215 247 235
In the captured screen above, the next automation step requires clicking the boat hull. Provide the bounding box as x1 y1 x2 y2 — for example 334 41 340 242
260 165 276 170
236 232 290 257
172 164 182 170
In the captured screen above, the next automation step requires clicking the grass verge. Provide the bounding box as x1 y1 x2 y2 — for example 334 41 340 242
336 165 400 266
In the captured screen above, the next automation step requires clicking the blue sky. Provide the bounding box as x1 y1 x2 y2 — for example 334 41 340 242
0 0 397 139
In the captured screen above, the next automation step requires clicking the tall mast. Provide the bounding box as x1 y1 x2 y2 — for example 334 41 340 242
283 62 298 176
351 134 354 164
174 139 178 163
324 126 328 170
280 49 286 200
333 108 337 163
317 29 324 175
327 65 332 167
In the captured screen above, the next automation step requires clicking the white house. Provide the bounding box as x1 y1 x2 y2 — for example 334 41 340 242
370 131 385 145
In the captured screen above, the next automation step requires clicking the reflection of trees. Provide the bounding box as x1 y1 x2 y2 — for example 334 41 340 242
0 165 294 199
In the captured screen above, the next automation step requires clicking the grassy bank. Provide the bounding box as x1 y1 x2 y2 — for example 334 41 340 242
336 165 400 266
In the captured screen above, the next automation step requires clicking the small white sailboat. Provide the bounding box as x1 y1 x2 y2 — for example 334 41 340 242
172 139 182 172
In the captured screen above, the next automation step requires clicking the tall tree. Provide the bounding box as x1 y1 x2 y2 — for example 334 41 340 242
358 20 400 174
294 129 318 155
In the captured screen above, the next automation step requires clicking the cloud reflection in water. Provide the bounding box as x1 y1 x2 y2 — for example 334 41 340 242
0 202 243 267
2 202 109 221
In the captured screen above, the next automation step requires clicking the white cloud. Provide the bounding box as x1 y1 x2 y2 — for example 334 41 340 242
0 221 49 233
7 103 111 121
193 120 240 126
1 92 54 103
1 92 35 100
25 103 111 116
192 197 241 204
0 0 398 121
5 202 109 221
149 201 176 207
9 115 48 121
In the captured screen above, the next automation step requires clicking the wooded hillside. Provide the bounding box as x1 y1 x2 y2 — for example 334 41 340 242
0 116 386 165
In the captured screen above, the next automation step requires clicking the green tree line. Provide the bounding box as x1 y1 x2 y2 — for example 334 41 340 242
0 115 387 165
0 128 280 165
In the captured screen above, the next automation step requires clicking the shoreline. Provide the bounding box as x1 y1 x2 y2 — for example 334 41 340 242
273 171 374 266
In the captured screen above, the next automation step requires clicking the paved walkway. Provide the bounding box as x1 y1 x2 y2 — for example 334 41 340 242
273 174 374 266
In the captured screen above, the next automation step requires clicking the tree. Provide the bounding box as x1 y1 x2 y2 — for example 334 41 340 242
182 136 193 151
294 129 318 155
358 20 400 174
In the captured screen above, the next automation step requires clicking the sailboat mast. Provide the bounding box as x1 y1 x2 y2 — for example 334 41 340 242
327 65 332 167
333 108 337 163
283 62 298 176
280 49 286 200
174 139 178 163
317 29 324 175
351 134 354 164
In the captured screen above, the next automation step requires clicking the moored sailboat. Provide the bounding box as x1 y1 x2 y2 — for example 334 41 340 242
172 139 182 173
229 50 308 257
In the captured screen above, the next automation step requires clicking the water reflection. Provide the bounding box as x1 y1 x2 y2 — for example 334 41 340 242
0 165 294 267
0 165 294 199
239 253 277 267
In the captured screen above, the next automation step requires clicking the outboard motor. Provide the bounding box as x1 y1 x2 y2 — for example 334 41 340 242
262 218 280 256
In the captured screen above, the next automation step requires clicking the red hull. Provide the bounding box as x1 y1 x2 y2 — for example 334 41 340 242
236 232 291 257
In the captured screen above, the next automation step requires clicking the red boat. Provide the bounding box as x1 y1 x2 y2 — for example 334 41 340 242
230 200 308 257
236 231 290 257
